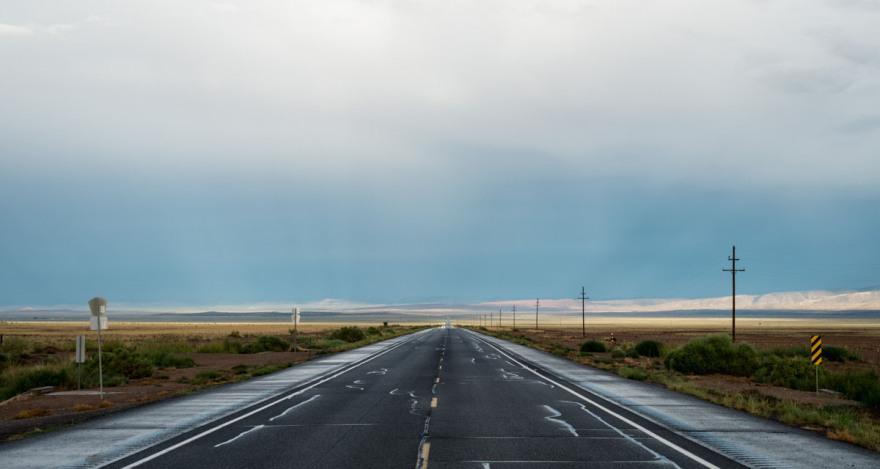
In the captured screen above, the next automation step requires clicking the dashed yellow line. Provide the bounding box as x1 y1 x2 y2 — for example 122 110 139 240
431 397 438 408
419 442 431 469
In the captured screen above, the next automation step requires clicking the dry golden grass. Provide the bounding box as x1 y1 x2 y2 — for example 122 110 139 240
0 321 405 339
14 408 49 420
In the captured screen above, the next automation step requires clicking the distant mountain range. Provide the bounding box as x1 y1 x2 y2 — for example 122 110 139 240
2 289 879 321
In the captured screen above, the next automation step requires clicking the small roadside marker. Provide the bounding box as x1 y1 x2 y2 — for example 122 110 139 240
810 335 823 366
811 335 823 394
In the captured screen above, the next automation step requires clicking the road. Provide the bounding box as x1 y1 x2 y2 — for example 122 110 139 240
108 327 741 469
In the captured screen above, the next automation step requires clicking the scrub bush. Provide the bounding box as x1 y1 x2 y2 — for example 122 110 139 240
635 340 664 358
664 335 758 376
580 340 606 353
328 327 366 343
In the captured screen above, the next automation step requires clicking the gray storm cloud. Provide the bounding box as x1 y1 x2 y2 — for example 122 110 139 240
0 0 878 189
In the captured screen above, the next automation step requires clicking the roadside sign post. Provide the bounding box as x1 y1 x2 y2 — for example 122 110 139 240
291 307 301 352
811 335 823 394
88 297 109 399
75 335 86 390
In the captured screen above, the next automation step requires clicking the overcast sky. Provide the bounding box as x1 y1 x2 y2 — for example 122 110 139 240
1 1 879 307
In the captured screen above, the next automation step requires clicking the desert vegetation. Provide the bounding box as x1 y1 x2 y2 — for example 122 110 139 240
0 322 426 440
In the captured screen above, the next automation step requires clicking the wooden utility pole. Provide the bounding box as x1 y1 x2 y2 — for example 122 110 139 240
535 298 540 330
577 287 589 338
723 245 745 342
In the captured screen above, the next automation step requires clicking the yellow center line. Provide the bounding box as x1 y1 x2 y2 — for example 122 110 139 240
431 397 438 408
419 442 431 469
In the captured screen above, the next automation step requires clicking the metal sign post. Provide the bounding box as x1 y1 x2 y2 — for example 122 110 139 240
88 297 109 399
75 335 86 390
811 335 823 394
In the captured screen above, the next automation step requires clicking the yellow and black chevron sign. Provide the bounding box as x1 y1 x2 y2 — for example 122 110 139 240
810 335 823 366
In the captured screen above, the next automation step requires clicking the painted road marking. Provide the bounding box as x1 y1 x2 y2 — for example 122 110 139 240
268 395 320 422
542 405 578 436
468 331 720 469
214 425 264 448
120 330 429 468
431 397 438 408
418 442 431 469
434 377 439 384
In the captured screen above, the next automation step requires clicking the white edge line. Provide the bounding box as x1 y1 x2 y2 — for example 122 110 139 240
118 330 428 468
466 330 720 469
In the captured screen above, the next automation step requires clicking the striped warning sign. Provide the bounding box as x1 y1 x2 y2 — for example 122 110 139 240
810 335 823 366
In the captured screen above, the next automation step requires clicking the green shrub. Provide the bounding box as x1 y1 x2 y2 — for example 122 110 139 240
635 340 663 358
823 346 860 363
611 349 626 359
0 337 32 366
0 364 74 400
550 344 573 357
767 346 809 358
618 366 648 381
366 327 382 336
251 364 287 376
196 341 226 353
328 327 366 343
753 356 819 391
222 338 242 353
664 335 758 376
580 341 606 353
98 347 154 379
257 335 289 352
146 351 195 369
312 339 348 351
826 370 880 408
192 370 222 385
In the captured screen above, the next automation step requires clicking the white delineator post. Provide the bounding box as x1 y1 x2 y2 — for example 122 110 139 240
88 297 109 400
291 307 301 352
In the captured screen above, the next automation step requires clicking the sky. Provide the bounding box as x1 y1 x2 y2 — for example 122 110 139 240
1 1 879 308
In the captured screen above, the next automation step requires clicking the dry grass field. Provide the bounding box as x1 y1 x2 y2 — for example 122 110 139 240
0 321 427 441
461 316 880 367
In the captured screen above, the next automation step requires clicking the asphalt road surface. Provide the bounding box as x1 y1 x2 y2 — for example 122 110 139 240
107 327 743 469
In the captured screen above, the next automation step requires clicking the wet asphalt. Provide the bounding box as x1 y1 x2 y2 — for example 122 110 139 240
111 328 742 468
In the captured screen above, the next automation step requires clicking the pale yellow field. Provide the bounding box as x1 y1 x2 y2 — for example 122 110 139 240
0 321 432 339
